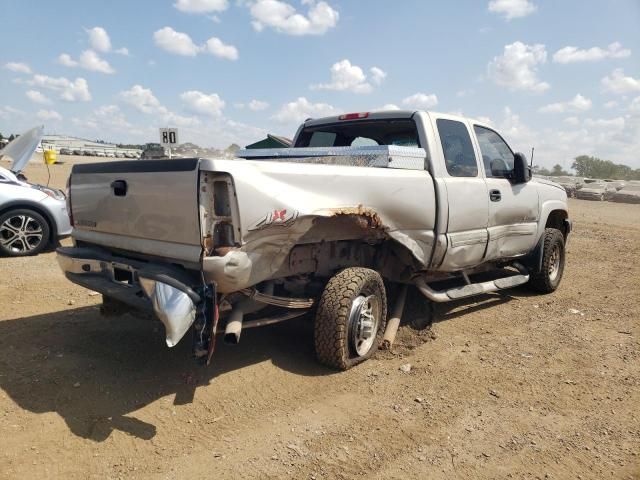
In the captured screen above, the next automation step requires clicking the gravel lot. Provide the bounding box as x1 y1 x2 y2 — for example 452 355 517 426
1 156 639 479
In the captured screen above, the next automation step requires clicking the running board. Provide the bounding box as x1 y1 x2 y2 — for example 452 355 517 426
414 269 529 303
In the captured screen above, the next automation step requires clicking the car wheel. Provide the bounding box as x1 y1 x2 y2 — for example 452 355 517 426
528 228 565 294
314 267 387 370
0 209 50 257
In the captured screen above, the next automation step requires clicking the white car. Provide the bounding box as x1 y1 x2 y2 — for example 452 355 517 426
0 126 71 256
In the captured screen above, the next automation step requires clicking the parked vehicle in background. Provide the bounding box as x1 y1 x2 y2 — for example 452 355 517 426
141 143 166 159
115 152 125 158
59 148 72 155
106 152 115 158
124 152 135 158
83 150 93 156
611 184 640 204
73 149 83 156
58 110 571 370
603 179 626 191
96 151 106 157
0 126 71 256
575 181 617 201
552 176 581 198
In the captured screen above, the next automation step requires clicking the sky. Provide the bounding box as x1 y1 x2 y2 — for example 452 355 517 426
1 0 639 168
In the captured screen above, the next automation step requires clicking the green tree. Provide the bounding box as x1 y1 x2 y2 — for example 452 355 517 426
550 164 569 176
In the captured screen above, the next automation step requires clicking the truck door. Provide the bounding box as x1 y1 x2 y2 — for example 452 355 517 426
433 116 490 270
472 125 539 260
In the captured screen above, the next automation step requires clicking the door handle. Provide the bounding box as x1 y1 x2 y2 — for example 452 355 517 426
110 180 127 196
489 189 501 202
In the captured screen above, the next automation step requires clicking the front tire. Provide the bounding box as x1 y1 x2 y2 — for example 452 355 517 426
314 267 387 370
528 228 565 293
0 209 50 257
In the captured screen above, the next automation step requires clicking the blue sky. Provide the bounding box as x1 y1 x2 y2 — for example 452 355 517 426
1 0 639 168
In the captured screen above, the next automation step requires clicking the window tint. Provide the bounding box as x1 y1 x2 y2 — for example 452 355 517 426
295 119 420 148
437 119 478 177
308 131 337 147
474 126 514 178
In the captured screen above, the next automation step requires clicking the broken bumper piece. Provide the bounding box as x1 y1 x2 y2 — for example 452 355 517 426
56 246 201 347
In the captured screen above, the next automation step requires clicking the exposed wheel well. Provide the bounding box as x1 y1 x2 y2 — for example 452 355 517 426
545 210 569 238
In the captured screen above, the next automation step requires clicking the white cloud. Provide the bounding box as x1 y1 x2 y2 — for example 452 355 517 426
370 67 387 86
584 117 626 131
114 47 130 56
174 0 228 13
311 59 375 94
552 42 631 64
539 94 592 113
203 37 238 60
30 75 91 102
36 109 62 121
250 0 338 35
58 53 78 67
488 0 536 20
4 62 32 74
153 27 201 56
601 68 640 95
272 97 337 123
373 104 400 111
402 93 439 109
153 27 238 60
629 96 640 112
488 41 549 92
118 85 202 128
604 100 619 109
180 90 225 116
78 50 115 74
119 85 162 113
248 99 269 111
25 90 52 105
563 116 580 126
58 50 115 74
86 27 112 53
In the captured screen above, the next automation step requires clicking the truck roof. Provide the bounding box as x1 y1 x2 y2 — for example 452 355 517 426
302 110 490 129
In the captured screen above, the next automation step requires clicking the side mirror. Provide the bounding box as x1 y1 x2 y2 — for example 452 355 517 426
513 152 532 184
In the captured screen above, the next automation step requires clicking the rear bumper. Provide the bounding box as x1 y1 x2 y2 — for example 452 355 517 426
56 246 203 346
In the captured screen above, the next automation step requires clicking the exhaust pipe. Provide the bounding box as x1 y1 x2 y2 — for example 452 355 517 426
224 282 275 344
224 307 244 344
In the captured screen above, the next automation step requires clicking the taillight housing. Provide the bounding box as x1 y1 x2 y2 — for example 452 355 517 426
65 174 74 226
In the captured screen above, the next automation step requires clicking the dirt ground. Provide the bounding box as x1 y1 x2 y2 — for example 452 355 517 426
1 156 639 479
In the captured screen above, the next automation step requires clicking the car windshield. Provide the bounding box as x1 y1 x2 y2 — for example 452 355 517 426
295 119 420 148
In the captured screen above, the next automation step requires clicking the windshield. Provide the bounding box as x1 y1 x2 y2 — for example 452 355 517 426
295 119 420 148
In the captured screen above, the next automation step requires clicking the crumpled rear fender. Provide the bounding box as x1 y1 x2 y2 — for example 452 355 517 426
202 207 433 293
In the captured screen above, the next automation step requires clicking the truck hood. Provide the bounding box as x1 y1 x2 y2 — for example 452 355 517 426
1 125 44 173
532 177 566 192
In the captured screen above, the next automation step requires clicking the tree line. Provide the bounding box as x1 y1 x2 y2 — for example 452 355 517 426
535 155 640 180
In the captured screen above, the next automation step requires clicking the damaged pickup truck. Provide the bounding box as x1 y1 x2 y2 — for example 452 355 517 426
57 110 571 369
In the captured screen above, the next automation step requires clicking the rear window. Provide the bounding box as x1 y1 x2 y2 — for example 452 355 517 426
295 119 420 148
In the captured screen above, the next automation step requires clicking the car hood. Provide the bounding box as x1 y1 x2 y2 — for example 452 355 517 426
1 125 44 173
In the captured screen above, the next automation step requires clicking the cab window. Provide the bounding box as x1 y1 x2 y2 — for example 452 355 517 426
474 125 514 178
436 119 478 177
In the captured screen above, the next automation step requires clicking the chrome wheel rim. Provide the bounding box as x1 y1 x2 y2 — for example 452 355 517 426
348 295 380 357
548 244 561 282
0 215 44 253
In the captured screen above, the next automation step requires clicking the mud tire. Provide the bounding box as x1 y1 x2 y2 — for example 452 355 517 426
528 228 565 294
314 267 387 370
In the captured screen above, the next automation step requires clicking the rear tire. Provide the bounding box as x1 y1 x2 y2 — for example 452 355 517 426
314 267 387 370
0 208 50 257
528 228 565 293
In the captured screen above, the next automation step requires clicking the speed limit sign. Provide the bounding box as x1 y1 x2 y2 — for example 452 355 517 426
159 128 178 147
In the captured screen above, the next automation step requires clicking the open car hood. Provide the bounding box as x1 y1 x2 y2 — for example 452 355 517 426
1 125 44 173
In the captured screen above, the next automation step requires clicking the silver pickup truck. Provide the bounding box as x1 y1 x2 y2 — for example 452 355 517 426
57 110 571 369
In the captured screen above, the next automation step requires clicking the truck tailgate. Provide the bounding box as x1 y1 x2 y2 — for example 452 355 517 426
69 159 202 263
